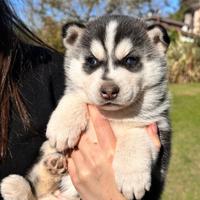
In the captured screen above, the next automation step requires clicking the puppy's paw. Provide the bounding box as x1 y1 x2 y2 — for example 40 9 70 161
115 170 151 200
0 175 33 200
46 102 88 152
46 116 87 152
44 153 67 175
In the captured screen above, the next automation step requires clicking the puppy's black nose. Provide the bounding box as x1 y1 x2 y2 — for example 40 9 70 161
100 82 119 100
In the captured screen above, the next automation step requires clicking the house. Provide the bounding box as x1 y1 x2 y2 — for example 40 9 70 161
145 2 200 42
183 2 200 35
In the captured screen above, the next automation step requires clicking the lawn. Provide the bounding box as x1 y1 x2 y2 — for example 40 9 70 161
162 83 200 200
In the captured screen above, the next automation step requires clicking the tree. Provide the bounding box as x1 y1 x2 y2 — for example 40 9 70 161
25 0 176 51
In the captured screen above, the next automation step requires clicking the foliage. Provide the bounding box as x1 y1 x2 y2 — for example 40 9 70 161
167 0 200 83
25 0 175 52
25 0 200 83
167 38 200 83
26 0 152 51
168 29 179 43
36 16 64 51
170 3 188 21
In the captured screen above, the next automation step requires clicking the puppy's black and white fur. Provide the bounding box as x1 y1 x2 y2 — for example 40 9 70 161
1 15 171 200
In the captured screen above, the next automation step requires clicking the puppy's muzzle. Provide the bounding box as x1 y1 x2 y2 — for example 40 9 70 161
100 82 120 100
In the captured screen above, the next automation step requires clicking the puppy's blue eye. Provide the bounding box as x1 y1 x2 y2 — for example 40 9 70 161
86 57 98 67
125 56 138 66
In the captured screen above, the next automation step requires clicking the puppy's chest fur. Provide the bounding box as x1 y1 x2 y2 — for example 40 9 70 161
88 115 150 142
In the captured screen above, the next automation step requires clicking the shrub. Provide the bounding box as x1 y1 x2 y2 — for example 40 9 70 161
167 38 200 83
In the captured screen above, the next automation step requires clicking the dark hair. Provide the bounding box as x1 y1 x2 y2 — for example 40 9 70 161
0 0 59 161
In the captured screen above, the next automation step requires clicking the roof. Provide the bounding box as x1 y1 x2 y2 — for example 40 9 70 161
181 0 200 11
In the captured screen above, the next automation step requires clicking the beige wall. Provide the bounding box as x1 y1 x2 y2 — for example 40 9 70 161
193 8 200 35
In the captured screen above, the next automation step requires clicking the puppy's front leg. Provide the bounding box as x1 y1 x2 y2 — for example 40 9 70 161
113 127 158 200
46 92 88 152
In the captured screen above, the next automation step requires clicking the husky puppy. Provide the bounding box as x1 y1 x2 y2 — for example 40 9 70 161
1 15 171 200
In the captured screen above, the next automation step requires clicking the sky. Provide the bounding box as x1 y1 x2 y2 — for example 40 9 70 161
11 0 180 27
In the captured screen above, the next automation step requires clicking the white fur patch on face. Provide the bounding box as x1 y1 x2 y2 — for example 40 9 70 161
105 21 118 56
115 38 133 60
90 40 106 60
66 57 87 89
105 21 118 73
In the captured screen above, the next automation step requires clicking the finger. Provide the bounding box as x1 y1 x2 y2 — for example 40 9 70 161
68 157 78 185
70 150 86 171
88 105 116 153
78 133 92 149
146 123 161 150
78 134 101 165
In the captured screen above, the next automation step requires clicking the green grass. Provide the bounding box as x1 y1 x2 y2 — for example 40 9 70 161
162 83 200 200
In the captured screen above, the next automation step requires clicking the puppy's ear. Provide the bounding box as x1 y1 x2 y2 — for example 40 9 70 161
147 24 170 54
62 22 85 49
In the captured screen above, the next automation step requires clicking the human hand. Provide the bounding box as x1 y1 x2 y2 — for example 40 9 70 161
63 106 160 200
67 105 125 200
